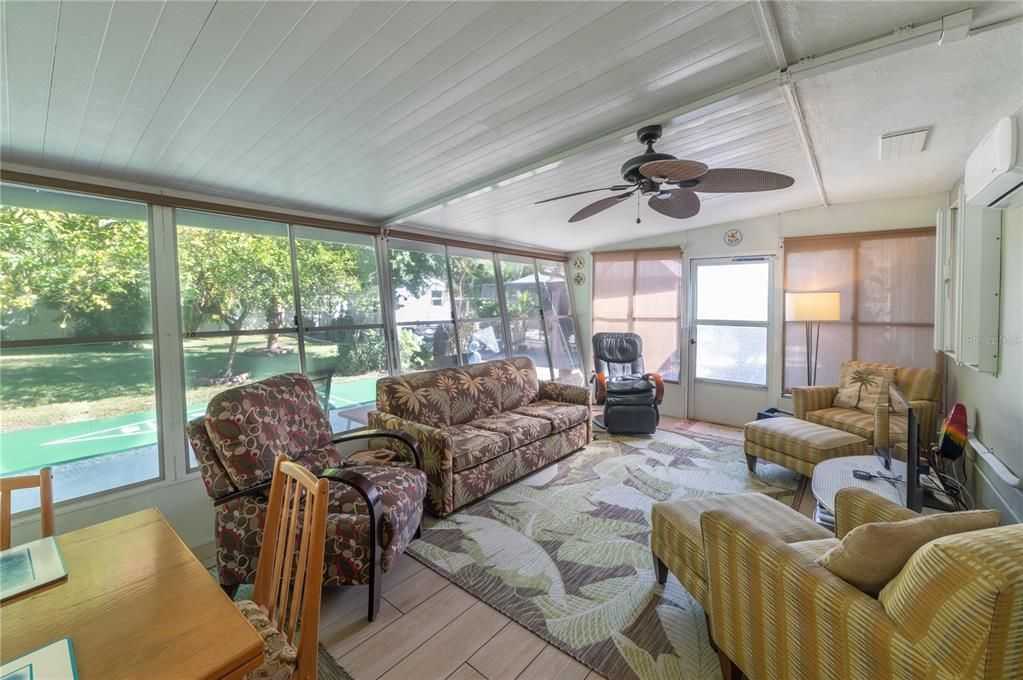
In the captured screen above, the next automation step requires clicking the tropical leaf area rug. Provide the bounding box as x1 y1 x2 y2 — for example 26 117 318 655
407 429 800 680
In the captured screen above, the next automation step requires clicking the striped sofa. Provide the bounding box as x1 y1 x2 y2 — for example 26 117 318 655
704 488 1023 680
792 361 941 450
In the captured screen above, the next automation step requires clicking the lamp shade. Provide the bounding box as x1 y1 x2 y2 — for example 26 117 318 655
786 291 841 321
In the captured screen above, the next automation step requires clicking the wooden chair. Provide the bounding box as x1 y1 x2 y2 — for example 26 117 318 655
235 456 329 680
0 467 55 550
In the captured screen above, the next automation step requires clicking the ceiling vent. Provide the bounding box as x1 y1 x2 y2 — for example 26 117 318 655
880 128 929 160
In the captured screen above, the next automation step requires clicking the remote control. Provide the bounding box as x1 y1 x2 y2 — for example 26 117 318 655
852 469 873 480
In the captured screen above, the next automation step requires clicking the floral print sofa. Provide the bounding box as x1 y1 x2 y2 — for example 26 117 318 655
188 373 427 606
369 357 591 516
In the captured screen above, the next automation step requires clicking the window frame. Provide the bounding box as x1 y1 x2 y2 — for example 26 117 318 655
690 257 772 389
591 248 683 384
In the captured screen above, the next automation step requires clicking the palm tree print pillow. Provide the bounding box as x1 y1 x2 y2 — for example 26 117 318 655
832 362 897 413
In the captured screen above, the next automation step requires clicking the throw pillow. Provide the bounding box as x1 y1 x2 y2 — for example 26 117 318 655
833 362 896 413
816 510 999 596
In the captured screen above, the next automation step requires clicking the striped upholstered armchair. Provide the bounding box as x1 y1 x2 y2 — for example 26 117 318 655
792 360 941 450
703 488 1022 680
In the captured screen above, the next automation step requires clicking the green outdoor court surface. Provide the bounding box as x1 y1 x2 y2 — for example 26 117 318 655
0 377 378 475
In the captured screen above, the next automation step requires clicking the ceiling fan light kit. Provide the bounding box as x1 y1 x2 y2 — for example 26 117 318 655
536 124 796 222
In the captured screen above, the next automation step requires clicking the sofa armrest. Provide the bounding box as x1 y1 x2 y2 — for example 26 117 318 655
367 410 452 515
538 380 591 406
702 508 917 679
791 385 838 419
834 487 918 539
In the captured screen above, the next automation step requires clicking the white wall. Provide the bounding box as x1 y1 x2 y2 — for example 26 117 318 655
945 203 1023 523
572 192 948 421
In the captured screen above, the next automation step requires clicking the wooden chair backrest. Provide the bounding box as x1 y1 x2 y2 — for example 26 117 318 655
252 456 329 680
0 467 55 550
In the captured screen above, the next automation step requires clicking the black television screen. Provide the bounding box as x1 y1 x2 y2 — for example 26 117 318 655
876 386 923 512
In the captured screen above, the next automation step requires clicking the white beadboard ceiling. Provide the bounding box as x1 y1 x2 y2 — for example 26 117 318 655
1 0 1021 251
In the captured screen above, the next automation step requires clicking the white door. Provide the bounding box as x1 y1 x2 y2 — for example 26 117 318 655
687 257 773 426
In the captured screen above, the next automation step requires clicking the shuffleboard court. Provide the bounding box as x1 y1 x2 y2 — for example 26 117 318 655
0 377 378 475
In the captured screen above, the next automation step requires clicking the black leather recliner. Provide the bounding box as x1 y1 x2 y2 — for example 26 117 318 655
591 332 664 434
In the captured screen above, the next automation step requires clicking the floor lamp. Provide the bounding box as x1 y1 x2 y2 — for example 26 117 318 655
785 292 841 386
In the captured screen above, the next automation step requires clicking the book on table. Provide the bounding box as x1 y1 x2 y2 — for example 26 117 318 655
0 535 67 603
0 638 78 680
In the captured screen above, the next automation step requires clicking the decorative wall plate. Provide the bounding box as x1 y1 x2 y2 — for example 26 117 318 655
573 272 586 286
571 256 586 270
724 228 743 246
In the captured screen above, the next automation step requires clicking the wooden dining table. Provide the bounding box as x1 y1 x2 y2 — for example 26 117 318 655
0 508 263 679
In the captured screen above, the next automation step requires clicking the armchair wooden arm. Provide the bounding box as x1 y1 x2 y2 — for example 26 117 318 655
331 428 423 469
591 371 608 405
319 467 386 621
643 372 665 404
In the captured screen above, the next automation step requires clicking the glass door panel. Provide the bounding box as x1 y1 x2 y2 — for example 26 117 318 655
537 260 585 385
499 256 551 378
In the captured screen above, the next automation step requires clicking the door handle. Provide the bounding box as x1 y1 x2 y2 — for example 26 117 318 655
689 338 696 345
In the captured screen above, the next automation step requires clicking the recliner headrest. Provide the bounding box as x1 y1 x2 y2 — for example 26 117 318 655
592 332 643 363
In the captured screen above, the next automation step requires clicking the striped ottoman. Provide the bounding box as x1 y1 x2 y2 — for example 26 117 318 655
744 416 870 478
650 492 831 610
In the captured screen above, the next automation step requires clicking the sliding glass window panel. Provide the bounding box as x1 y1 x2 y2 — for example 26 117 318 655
388 239 452 325
0 185 159 509
294 227 382 327
396 322 458 372
499 256 542 317
499 255 550 375
176 210 297 466
537 259 585 385
294 226 385 431
457 319 506 364
448 248 501 321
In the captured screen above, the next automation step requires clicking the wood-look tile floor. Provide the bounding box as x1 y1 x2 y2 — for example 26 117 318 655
317 556 603 680
199 417 806 680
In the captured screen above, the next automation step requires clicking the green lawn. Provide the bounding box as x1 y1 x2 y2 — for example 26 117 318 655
0 336 378 431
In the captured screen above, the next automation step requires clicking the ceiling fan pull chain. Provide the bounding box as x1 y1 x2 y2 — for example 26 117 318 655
636 192 641 224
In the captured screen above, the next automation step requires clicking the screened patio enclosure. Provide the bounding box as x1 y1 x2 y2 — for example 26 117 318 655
0 181 584 512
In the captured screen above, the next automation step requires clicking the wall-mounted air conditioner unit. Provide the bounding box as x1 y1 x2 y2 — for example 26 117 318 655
965 109 1023 208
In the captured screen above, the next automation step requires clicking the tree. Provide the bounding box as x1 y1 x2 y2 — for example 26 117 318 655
1 206 151 338
849 369 879 408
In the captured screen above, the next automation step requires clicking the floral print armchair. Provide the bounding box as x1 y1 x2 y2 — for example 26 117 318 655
189 372 427 621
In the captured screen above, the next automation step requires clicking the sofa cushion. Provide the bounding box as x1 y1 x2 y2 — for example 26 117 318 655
512 401 589 433
817 509 1000 596
204 373 333 489
375 357 539 428
441 424 510 473
470 412 552 449
806 407 907 443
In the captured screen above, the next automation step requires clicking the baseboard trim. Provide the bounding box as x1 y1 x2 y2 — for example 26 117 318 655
972 457 1022 524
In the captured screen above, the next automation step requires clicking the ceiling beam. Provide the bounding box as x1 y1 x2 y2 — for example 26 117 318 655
384 5 980 226
751 0 828 207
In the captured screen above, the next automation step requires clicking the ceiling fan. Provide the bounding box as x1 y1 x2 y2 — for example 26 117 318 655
535 124 795 223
